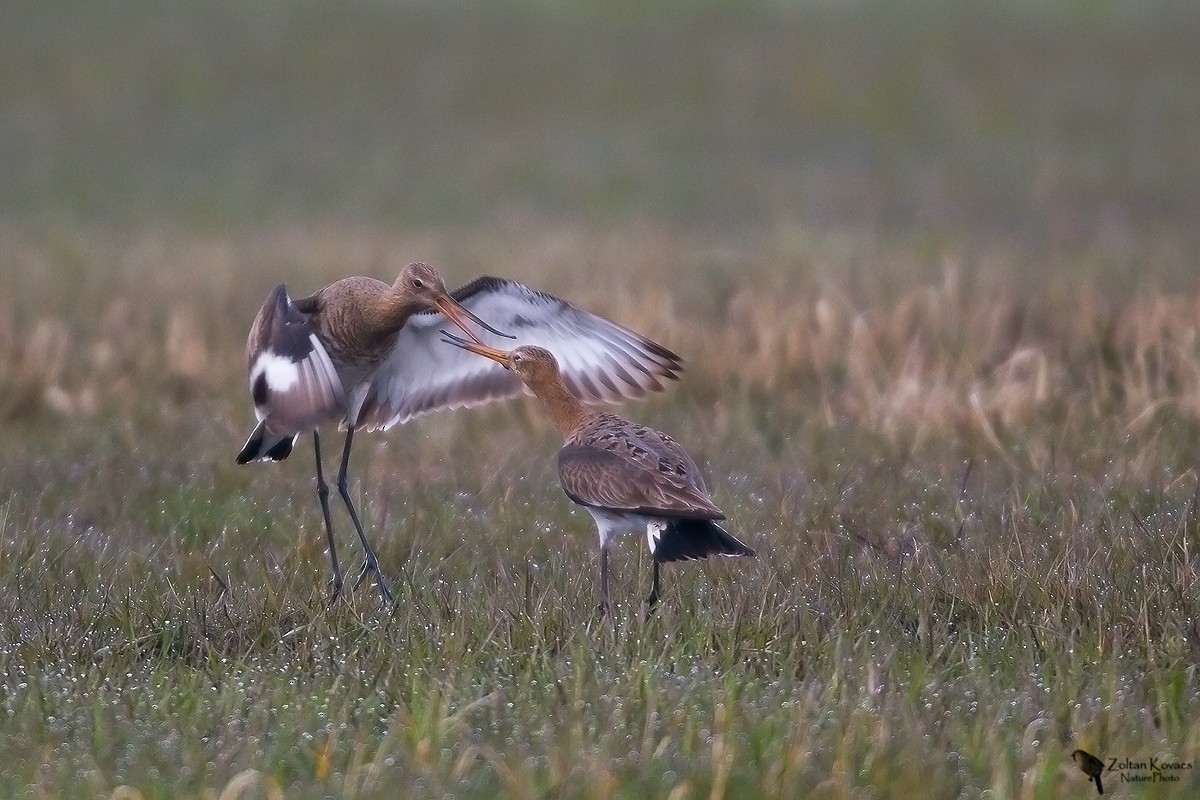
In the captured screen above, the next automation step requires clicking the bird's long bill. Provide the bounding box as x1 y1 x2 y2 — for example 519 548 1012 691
433 295 514 344
439 330 512 366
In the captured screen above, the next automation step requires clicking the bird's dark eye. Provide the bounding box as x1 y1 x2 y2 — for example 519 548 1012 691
412 278 425 289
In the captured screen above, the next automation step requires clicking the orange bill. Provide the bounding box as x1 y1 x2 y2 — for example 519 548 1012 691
439 329 513 366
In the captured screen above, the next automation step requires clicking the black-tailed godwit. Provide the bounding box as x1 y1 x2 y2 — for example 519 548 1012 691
236 263 683 603
440 336 752 616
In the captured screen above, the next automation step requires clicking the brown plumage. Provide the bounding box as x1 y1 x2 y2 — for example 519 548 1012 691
237 263 508 602
236 263 685 604
442 337 754 615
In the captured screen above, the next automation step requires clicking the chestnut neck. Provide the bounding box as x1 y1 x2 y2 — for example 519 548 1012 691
371 287 425 335
527 369 593 437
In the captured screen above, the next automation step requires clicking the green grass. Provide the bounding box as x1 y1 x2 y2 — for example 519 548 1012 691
4 229 1200 798
3 1 1200 798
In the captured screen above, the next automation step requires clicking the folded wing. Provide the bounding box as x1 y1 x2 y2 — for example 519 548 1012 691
557 444 724 520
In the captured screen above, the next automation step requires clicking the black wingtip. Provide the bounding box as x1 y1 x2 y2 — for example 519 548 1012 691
648 340 684 373
264 435 295 461
653 519 756 563
236 423 295 464
262 283 291 316
250 284 314 366
235 424 264 464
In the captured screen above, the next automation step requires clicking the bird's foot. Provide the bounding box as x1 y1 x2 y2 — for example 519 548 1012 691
588 599 620 638
354 559 395 605
326 576 345 605
375 574 395 605
353 560 371 591
642 590 660 620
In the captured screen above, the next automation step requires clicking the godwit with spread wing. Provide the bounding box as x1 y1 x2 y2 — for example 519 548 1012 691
236 263 683 603
440 336 753 616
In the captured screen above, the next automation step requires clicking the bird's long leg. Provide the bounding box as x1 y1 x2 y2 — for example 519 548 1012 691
597 547 612 618
644 561 661 616
313 431 344 601
333 427 395 605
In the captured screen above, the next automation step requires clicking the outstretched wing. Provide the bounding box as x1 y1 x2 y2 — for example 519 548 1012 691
355 276 682 430
244 284 346 434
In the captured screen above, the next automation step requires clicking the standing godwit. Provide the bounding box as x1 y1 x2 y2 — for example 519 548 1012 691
236 263 683 603
440 336 753 616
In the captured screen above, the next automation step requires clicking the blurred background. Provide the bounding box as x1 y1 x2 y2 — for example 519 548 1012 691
3 0 1197 252
6 6 1200 795
1 0 1199 426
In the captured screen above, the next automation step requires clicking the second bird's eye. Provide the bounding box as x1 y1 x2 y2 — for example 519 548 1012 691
412 279 425 289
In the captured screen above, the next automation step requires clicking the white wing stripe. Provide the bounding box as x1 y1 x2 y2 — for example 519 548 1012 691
309 334 347 406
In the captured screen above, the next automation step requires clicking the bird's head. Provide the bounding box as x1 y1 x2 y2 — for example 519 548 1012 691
439 336 562 386
501 345 560 383
393 262 510 343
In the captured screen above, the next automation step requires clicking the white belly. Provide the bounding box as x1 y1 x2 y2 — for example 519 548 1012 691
585 508 664 551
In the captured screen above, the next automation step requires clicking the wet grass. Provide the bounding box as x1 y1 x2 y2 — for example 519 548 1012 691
3 1 1200 798
4 224 1200 799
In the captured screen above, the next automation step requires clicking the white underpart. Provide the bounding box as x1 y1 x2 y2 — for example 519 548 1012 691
645 520 668 555
342 382 373 429
250 351 301 395
586 508 662 551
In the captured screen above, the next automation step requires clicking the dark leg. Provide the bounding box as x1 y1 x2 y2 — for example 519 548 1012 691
597 547 612 617
334 427 395 605
313 431 344 601
644 561 661 615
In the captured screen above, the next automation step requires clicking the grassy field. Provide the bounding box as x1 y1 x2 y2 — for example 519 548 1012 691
3 1 1200 798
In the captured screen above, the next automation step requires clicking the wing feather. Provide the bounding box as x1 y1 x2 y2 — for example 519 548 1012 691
245 284 347 434
356 277 682 430
557 443 724 520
